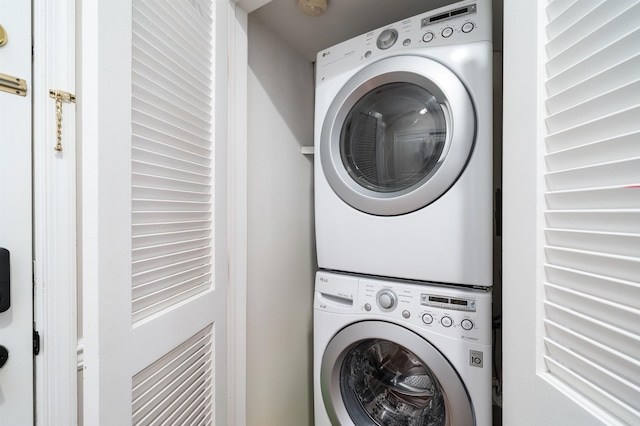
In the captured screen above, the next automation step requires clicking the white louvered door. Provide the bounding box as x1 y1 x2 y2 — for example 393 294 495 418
503 0 640 424
542 1 640 423
81 0 229 424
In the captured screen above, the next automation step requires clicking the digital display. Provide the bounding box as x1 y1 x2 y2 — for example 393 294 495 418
450 299 468 306
429 296 449 303
450 7 468 17
429 13 450 22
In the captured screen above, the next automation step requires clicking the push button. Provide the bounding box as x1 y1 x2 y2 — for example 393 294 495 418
461 319 474 330
441 27 453 38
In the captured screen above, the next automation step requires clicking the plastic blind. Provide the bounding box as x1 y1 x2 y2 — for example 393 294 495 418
543 1 640 423
131 0 214 324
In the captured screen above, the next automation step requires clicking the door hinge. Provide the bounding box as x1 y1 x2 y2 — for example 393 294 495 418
33 329 41 356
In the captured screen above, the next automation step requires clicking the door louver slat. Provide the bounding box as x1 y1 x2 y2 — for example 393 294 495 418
132 325 213 425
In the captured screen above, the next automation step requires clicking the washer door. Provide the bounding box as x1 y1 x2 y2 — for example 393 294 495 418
321 321 474 425
320 56 475 216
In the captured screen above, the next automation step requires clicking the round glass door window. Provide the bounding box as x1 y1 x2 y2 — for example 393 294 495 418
341 339 446 425
341 82 447 194
320 56 475 216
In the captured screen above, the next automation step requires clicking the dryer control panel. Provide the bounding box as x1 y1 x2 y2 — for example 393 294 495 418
316 0 491 86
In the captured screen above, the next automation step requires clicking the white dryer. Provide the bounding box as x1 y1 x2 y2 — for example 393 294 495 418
314 271 492 425
314 0 493 287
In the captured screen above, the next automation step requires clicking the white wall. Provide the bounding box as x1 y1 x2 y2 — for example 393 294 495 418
246 17 316 426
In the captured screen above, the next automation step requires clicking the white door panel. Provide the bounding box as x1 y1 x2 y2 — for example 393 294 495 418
0 1 33 424
81 0 229 423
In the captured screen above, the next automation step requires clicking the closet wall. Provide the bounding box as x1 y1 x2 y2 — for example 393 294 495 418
246 17 316 426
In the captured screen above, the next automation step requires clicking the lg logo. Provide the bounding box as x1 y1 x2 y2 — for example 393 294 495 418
469 350 484 368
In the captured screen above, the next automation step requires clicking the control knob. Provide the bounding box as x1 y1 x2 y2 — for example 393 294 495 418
376 289 397 311
377 29 398 50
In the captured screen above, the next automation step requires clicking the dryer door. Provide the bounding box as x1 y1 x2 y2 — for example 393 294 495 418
321 321 474 426
320 55 475 216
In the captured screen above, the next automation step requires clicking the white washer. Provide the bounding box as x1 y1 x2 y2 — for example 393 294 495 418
314 0 493 287
314 271 492 425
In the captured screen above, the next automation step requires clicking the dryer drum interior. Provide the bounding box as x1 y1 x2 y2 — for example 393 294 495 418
340 82 448 194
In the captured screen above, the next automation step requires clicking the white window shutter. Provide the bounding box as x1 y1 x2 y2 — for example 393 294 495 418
543 1 640 424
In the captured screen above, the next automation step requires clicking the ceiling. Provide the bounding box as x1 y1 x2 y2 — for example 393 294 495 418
249 0 462 62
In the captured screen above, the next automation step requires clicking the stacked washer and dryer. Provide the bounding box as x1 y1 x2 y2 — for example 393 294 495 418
313 1 494 425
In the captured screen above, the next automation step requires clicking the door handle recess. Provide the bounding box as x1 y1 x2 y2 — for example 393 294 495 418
0 248 10 312
0 345 7 368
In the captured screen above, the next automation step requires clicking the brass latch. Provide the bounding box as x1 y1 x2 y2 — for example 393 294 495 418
0 72 27 97
49 89 76 152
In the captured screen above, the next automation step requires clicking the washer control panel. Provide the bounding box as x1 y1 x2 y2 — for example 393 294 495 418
357 277 491 344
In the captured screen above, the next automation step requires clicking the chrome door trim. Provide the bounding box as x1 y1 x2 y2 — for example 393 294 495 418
320 55 475 216
321 321 474 425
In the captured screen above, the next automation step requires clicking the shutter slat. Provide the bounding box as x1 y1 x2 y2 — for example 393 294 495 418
545 246 640 283
545 229 640 258
545 131 640 169
133 174 210 194
544 301 639 359
132 220 212 237
545 157 640 191
546 55 640 114
545 282 640 333
133 97 211 140
132 199 211 213
545 80 640 134
133 327 212 423
546 0 600 40
132 66 210 113
545 357 640 425
132 247 210 275
545 185 640 210
546 29 640 96
545 265 640 310
132 283 211 323
546 1 636 57
132 237 212 263
132 266 210 296
132 229 211 250
545 210 640 234
133 110 211 149
545 106 640 152
133 211 210 225
545 321 640 385
133 20 210 85
132 255 211 286
546 3 640 76
544 340 640 410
